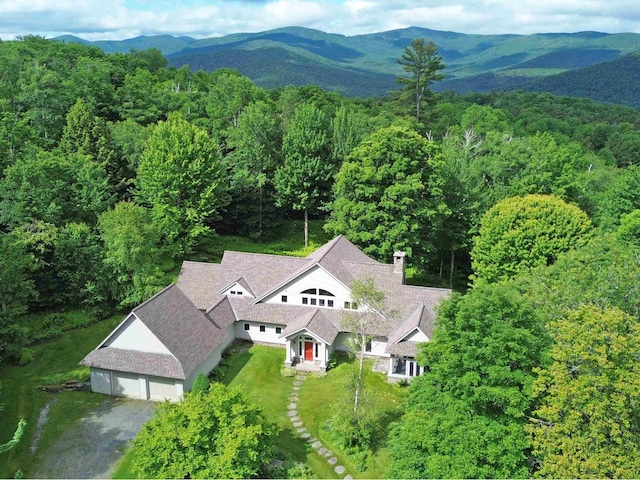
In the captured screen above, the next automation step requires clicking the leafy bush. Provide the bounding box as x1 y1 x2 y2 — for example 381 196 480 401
191 373 210 395
16 348 34 366
327 353 339 370
208 363 229 382
280 366 297 377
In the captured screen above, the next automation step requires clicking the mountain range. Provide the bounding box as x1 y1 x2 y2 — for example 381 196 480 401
55 26 640 106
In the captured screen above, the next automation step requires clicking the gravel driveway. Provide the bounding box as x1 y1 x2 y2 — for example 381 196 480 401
33 397 157 479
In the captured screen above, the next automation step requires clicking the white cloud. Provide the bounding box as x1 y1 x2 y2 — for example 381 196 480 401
1 0 640 41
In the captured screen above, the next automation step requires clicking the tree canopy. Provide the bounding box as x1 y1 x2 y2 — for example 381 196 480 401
471 194 593 283
132 383 276 479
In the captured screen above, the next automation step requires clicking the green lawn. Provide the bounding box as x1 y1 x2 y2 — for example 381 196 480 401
192 219 332 263
0 313 125 478
222 344 341 479
298 356 407 478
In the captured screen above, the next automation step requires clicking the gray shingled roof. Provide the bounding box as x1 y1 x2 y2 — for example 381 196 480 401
177 261 223 309
81 284 229 379
385 340 420 357
81 347 185 379
280 309 340 344
131 284 223 379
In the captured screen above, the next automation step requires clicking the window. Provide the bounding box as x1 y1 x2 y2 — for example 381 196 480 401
315 343 319 357
365 338 372 352
301 288 317 294
230 290 236 295
344 301 351 309
237 291 243 295
318 289 335 297
281 295 288 303
259 325 266 332
302 297 308 305
327 299 334 308
243 323 250 331
299 342 303 356
310 298 317 306
319 299 325 307
275 326 282 334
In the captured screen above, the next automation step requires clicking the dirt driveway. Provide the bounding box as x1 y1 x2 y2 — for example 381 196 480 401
33 397 157 479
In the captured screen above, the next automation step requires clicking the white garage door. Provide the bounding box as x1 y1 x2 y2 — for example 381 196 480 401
148 376 178 401
112 372 142 398
90 368 112 395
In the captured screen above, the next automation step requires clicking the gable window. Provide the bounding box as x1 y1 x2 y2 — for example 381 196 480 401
301 288 336 308
230 290 236 295
281 295 288 303
244 323 250 331
275 326 282 334
229 290 243 296
259 325 266 333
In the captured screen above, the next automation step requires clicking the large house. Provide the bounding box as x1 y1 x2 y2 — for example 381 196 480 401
81 236 450 401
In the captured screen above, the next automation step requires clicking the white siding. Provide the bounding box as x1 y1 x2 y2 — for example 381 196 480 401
220 283 254 298
184 346 223 391
104 314 171 355
404 329 429 342
235 321 286 345
263 266 353 310
90 368 112 395
333 333 388 357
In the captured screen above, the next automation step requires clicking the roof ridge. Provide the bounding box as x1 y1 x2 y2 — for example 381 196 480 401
132 284 176 313
310 235 343 262
387 304 424 342
222 250 310 260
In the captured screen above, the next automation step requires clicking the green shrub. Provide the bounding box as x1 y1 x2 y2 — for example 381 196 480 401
191 373 210 395
16 348 34 366
280 366 297 377
327 353 339 370
208 363 229 382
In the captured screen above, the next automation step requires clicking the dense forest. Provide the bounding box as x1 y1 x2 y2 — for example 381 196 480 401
1 35 640 478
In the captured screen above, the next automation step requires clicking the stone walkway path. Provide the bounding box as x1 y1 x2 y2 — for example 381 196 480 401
287 373 352 479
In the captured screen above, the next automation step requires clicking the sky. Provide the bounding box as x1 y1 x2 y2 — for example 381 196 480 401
1 0 640 41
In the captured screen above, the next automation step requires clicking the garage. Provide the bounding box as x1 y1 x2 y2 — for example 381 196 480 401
148 376 179 401
112 371 142 398
90 368 112 395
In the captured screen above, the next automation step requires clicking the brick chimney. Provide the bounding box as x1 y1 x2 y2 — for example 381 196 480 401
393 251 406 284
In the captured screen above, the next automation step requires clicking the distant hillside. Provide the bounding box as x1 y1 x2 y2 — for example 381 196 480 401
515 52 640 110
55 27 640 104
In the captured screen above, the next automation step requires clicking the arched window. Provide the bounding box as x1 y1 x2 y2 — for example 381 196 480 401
300 288 335 308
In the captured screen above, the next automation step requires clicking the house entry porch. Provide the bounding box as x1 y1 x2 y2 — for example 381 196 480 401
283 333 329 372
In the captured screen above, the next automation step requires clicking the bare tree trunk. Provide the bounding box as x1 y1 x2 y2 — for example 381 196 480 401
439 257 444 281
353 333 365 417
449 248 455 288
304 209 309 247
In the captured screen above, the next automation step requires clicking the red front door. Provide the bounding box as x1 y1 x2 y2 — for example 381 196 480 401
304 342 314 361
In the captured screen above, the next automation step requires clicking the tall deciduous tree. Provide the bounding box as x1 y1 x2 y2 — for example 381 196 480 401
471 194 593 284
325 125 448 266
274 103 333 247
387 283 549 479
528 305 640 478
132 383 276 479
0 233 37 362
0 150 114 229
225 100 283 239
136 114 229 254
98 201 165 307
396 38 445 125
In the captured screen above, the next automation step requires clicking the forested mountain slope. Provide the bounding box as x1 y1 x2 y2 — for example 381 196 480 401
55 27 640 103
